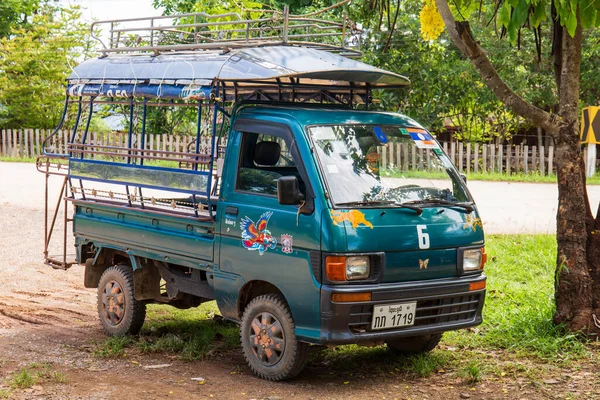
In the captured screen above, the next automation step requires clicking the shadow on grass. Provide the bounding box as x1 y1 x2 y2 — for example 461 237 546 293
92 302 453 378
308 345 453 379
137 303 239 361
92 302 239 361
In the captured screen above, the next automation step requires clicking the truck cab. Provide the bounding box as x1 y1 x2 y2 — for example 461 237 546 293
37 8 485 382
216 105 485 347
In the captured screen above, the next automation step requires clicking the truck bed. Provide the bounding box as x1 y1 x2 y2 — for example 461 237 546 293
72 199 216 267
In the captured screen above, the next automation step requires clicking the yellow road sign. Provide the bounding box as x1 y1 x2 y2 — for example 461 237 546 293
581 106 600 144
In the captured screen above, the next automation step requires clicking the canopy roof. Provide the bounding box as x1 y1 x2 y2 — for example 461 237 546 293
68 46 409 87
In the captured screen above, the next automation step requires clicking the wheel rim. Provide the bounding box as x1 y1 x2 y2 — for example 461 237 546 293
249 312 285 366
102 280 125 326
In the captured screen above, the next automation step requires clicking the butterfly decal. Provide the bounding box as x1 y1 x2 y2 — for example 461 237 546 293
419 259 429 270
240 211 277 255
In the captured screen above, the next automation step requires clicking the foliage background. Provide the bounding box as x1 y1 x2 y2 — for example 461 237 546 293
0 0 597 141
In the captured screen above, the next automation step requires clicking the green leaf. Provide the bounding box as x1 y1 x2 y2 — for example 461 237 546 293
530 4 547 28
498 2 512 27
507 20 518 44
565 10 577 37
511 0 530 27
580 0 598 28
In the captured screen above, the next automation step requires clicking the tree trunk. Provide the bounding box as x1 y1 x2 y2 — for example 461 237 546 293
550 15 599 333
553 122 595 331
435 0 600 335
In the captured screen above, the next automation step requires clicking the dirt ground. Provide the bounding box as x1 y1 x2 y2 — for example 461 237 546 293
1 162 599 399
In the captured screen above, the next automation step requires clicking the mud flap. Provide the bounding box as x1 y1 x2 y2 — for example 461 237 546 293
133 264 161 301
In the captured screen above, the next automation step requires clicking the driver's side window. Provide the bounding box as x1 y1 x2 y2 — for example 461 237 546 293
236 133 299 196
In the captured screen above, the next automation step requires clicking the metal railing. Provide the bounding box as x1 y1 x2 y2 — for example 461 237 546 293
36 155 76 270
91 5 362 57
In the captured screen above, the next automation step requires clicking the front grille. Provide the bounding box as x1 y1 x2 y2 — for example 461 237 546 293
348 292 483 334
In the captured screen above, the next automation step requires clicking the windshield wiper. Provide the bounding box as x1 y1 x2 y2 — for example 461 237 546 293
335 200 423 215
402 198 474 213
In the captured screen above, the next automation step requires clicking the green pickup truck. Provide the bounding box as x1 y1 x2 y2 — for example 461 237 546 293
38 9 486 381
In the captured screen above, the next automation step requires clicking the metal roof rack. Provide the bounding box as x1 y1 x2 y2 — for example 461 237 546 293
91 5 363 58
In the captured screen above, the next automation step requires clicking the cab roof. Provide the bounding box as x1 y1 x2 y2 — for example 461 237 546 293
236 105 425 130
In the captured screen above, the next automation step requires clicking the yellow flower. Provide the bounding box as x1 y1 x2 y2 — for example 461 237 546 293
419 0 445 41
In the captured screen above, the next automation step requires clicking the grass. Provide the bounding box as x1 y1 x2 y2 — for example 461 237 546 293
90 235 595 383
458 360 482 384
93 302 239 361
138 303 239 360
0 156 37 163
444 235 590 362
10 369 36 389
385 169 600 185
93 336 134 358
0 363 69 398
6 363 68 391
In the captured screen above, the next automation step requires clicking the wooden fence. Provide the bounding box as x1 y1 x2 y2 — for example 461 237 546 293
1 128 556 175
379 141 555 175
0 129 217 159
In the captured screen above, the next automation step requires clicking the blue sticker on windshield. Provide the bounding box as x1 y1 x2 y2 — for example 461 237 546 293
374 126 388 143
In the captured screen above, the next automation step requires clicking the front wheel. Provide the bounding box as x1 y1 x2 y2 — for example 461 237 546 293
240 294 308 381
97 264 146 336
386 333 442 355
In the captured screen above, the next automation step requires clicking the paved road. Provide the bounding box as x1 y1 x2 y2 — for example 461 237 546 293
2 161 600 234
466 180 600 234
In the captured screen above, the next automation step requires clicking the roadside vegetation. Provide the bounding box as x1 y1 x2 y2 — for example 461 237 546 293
91 235 598 383
0 157 37 163
5 155 600 185
387 170 600 185
0 363 67 398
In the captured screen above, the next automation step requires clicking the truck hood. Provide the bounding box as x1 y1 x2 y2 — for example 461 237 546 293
329 207 484 283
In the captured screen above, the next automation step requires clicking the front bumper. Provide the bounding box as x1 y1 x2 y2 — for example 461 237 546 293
319 274 486 344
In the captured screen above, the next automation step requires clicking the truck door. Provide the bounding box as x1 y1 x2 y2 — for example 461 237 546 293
217 119 322 340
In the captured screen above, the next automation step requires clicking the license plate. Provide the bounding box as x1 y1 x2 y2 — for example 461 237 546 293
371 302 417 331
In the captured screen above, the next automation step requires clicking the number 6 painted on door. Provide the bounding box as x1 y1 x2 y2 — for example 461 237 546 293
416 224 430 249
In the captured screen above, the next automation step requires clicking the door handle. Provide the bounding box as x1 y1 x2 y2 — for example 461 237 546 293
225 206 238 215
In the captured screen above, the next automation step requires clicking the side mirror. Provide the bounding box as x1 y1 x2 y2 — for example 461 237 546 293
277 176 305 205
460 173 467 184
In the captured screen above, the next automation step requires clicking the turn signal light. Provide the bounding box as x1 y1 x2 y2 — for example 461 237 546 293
325 256 347 281
469 281 486 291
332 292 372 302
481 248 487 269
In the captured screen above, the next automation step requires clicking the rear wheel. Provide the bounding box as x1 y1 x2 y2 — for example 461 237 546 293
386 333 442 355
240 294 308 381
97 264 146 336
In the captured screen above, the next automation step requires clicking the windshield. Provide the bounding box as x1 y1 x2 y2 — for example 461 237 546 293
308 124 471 207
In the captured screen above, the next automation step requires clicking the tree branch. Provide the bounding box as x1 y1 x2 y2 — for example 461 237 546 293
435 0 560 135
382 0 400 53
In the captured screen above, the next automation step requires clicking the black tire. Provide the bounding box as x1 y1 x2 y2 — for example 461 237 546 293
386 333 443 355
97 264 146 336
240 294 308 381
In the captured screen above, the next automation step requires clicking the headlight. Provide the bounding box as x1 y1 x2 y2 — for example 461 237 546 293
463 248 486 272
346 256 370 280
325 255 371 281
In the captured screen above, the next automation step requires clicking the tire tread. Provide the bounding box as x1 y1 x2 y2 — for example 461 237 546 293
241 294 308 381
97 264 146 336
